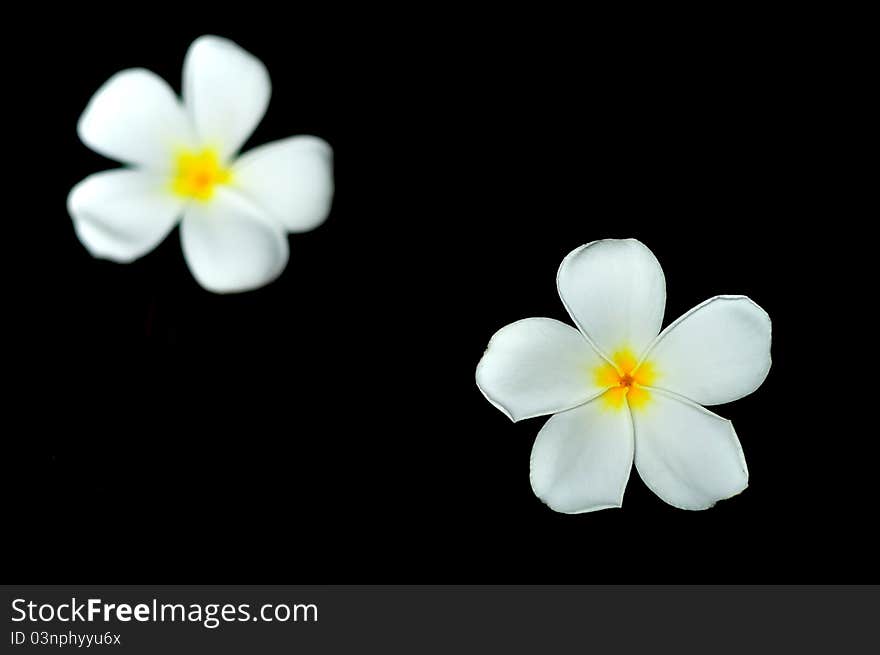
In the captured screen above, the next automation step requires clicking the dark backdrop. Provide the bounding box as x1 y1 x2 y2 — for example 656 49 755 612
5 10 871 582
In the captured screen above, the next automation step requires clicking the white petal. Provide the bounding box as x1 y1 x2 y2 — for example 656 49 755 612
557 239 666 359
78 69 195 169
183 35 270 160
645 296 772 406
632 389 748 510
232 136 334 232
476 318 609 422
530 397 634 513
68 170 183 263
180 189 288 294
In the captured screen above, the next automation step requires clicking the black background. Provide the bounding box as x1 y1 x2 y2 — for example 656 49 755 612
5 10 872 582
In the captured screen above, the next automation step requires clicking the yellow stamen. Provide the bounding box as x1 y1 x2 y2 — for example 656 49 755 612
593 347 658 411
171 148 232 201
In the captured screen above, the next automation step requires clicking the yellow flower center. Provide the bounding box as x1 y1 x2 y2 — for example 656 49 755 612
171 148 232 201
594 348 658 410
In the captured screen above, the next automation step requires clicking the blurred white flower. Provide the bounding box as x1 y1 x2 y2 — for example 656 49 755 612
69 35 334 293
476 239 771 512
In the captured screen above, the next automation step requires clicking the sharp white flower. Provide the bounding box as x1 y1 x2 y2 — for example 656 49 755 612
68 35 334 293
476 239 771 513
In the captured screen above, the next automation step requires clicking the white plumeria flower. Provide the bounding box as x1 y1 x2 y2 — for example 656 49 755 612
476 239 772 513
68 35 334 293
